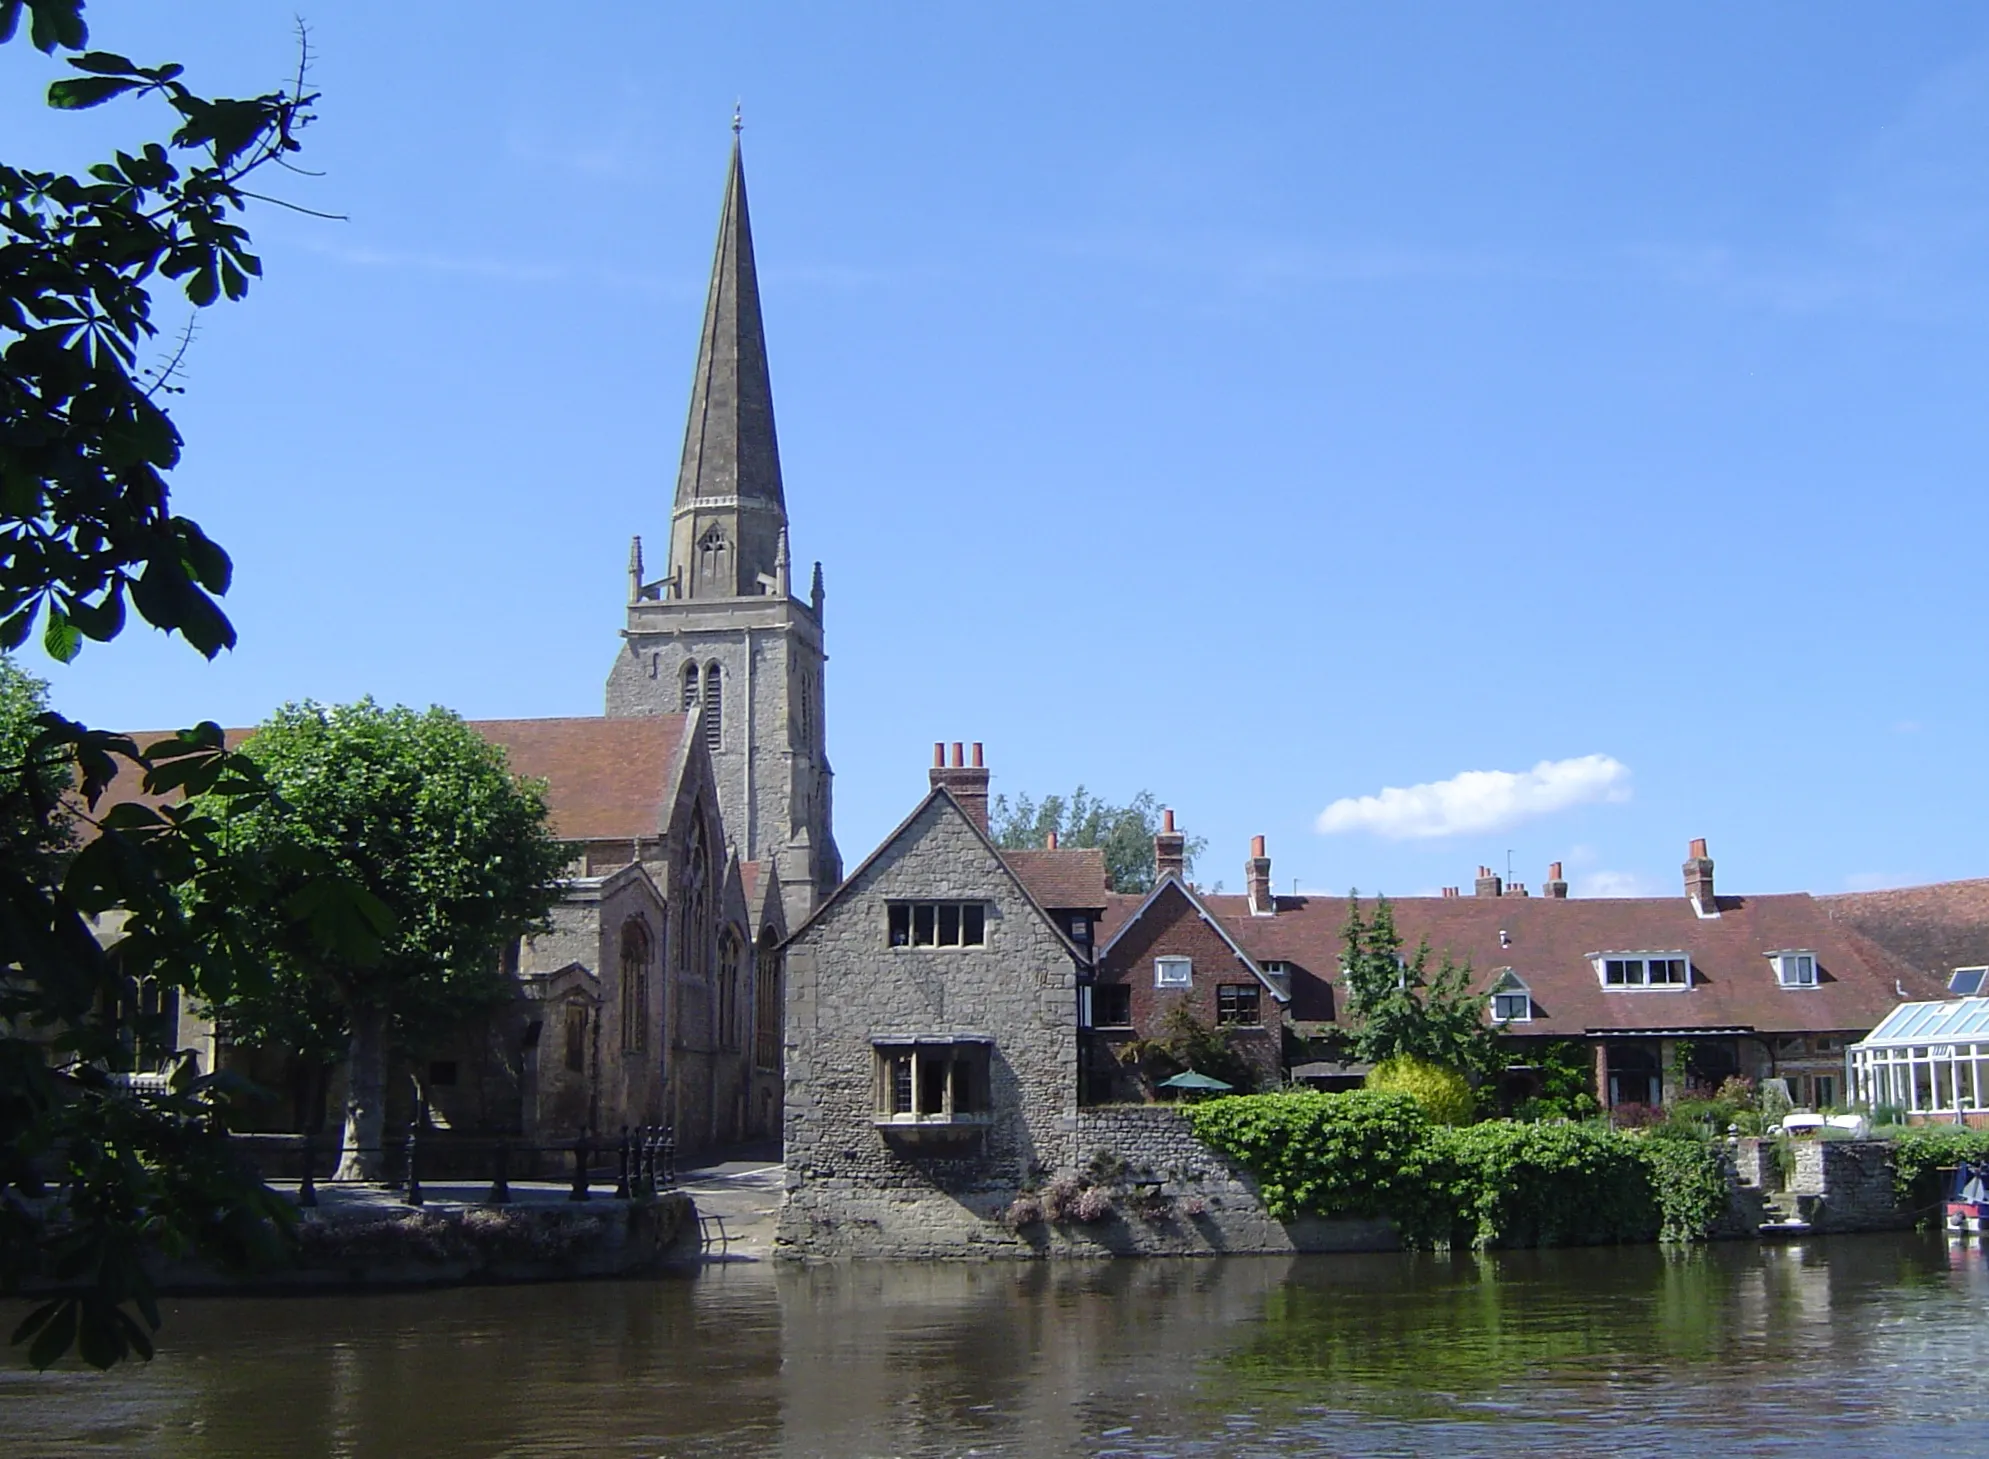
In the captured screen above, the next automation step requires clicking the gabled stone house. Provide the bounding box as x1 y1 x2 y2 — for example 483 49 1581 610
778 748 1096 1256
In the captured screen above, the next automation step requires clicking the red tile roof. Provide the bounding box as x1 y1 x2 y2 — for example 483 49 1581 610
1822 879 1989 984
88 716 687 847
999 848 1111 910
1099 887 1949 1037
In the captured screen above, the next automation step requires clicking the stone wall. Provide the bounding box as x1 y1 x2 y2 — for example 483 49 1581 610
779 794 1083 1259
1798 1140 1910 1233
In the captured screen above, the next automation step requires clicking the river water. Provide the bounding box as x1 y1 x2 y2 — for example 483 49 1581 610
4 1234 1988 1457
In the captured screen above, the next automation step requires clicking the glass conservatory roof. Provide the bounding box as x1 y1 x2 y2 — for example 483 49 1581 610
1857 998 1989 1048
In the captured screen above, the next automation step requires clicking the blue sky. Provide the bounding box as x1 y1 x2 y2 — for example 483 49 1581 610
9 3 1989 900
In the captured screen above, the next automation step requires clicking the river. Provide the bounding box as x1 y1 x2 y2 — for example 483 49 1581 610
4 1234 1987 1457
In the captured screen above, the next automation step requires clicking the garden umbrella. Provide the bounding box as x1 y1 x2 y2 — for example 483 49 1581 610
1158 1071 1233 1092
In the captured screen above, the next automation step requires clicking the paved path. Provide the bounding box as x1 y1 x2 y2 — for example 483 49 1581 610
675 1162 783 1260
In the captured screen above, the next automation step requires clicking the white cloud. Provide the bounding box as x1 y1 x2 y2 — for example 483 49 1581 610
1842 871 1920 892
1577 870 1659 899
1314 755 1631 841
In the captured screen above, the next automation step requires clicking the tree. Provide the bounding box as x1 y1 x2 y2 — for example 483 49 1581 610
197 702 569 1181
0 0 353 1369
989 786 1207 894
1116 1004 1259 1097
1339 894 1500 1079
0 654 70 863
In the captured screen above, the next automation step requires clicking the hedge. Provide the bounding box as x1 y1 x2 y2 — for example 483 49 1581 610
1187 1091 1732 1247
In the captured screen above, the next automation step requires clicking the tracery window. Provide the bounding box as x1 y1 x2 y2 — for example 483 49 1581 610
718 929 743 1050
754 927 782 1072
681 660 700 712
619 918 652 1053
678 810 712 990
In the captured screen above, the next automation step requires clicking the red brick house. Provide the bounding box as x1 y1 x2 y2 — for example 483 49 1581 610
1092 823 1955 1112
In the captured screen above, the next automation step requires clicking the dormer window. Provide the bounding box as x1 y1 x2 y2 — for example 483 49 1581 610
1594 952 1691 990
1154 956 1192 988
1771 950 1819 989
1066 914 1092 947
1489 968 1532 1023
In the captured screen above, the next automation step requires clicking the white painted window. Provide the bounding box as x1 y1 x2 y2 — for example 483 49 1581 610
1489 968 1532 1023
1154 956 1192 988
1772 951 1818 988
1595 953 1691 990
1951 967 1989 996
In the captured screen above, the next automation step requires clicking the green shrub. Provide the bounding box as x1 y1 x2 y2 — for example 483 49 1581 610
1366 1055 1475 1127
1186 1091 1427 1220
1190 1094 1735 1247
1886 1127 1989 1205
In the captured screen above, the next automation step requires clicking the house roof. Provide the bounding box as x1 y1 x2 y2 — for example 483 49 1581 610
1822 878 1989 984
90 715 688 848
1098 888 1949 1038
998 847 1110 910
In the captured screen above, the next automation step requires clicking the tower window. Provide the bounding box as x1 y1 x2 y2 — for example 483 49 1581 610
681 661 699 712
703 662 722 748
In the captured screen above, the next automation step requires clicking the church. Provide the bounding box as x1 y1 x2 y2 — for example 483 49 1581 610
455 131 843 1160
122 134 841 1165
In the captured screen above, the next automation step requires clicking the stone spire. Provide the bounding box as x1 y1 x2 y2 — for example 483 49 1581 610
668 131 788 599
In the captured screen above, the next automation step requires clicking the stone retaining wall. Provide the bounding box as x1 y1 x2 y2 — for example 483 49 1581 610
1795 1140 1910 1233
151 1193 698 1291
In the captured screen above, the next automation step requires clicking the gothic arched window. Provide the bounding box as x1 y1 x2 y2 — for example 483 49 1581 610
754 926 781 1072
718 929 742 1050
697 524 729 593
678 811 711 992
680 661 699 712
619 918 652 1053
702 662 723 749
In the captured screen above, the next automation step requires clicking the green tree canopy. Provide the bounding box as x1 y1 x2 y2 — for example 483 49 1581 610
1 0 348 1369
990 787 1207 894
1339 893 1500 1079
197 701 570 1181
0 654 70 862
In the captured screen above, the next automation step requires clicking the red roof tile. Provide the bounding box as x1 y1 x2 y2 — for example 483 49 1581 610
999 848 1111 910
1101 886 1949 1038
1822 879 1989 984
88 716 687 847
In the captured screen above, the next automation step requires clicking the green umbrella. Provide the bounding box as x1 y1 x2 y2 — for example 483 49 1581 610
1159 1070 1233 1092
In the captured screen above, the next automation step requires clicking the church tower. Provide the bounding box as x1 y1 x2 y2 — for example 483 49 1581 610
606 129 840 929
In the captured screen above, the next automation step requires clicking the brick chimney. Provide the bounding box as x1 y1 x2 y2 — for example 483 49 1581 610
1246 835 1274 916
1154 808 1186 883
929 741 990 833
1505 882 1530 898
1683 837 1716 912
1474 865 1503 898
1045 829 1059 850
1441 886 1459 898
1544 861 1568 899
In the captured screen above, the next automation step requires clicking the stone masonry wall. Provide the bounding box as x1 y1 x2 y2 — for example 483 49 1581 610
778 795 1082 1258
1799 1140 1910 1233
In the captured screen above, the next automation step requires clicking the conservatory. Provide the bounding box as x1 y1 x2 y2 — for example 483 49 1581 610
1847 998 1989 1117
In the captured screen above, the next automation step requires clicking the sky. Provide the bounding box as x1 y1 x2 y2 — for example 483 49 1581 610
8 2 1989 902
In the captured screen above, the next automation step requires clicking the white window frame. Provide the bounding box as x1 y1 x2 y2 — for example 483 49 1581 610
1154 956 1193 988
1770 950 1818 989
1489 968 1532 1023
1951 967 1989 996
1592 951 1692 991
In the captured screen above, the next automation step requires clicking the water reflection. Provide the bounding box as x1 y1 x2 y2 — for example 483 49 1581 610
3 1235 1987 1457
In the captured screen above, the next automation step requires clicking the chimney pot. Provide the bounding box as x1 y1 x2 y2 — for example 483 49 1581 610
1155 809 1187 883
929 740 992 833
1250 834 1266 858
1544 862 1569 899
1474 867 1503 898
1548 861 1562 881
1046 829 1059 850
1684 837 1716 910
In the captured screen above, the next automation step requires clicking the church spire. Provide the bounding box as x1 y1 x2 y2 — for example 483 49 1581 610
672 130 786 523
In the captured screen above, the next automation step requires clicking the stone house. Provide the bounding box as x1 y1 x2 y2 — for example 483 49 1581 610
778 747 1098 1256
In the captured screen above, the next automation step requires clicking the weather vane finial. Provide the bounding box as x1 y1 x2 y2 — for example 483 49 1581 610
732 101 743 136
